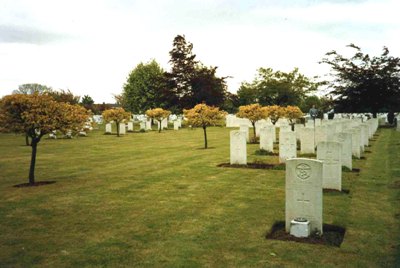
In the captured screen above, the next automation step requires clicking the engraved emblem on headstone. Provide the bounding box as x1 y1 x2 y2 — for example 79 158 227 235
296 163 311 180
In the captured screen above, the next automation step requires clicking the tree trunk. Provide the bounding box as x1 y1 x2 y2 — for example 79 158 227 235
116 121 120 137
25 134 30 146
252 122 256 143
203 126 208 149
28 138 38 185
159 120 162 133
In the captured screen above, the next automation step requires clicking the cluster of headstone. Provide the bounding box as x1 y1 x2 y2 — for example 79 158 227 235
104 115 183 134
229 116 379 237
48 117 96 139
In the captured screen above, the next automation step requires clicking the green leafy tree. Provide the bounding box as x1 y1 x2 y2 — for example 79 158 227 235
190 65 228 108
0 94 88 185
238 68 318 107
122 60 170 113
81 95 95 111
320 44 400 117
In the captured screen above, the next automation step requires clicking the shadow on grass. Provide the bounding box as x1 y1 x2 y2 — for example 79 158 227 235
266 221 346 247
217 163 285 170
14 181 56 188
323 188 350 194
196 147 216 150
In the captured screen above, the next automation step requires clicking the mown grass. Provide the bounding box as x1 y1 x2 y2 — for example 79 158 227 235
0 125 399 267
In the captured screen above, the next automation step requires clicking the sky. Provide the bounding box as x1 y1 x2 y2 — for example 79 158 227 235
1 0 399 103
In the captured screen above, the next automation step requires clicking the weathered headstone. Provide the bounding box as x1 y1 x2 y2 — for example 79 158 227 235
230 130 247 165
259 126 274 152
285 158 323 234
317 141 342 191
333 132 352 170
146 120 152 130
300 127 315 154
348 128 361 159
279 131 297 163
105 123 112 134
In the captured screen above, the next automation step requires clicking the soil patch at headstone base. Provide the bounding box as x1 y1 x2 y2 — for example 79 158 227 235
323 188 350 194
266 221 346 247
14 181 56 188
389 180 400 189
217 163 285 170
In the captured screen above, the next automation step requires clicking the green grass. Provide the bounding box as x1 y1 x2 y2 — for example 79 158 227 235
0 126 399 267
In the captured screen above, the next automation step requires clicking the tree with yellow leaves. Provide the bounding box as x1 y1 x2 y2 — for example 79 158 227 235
284 105 303 129
102 108 131 137
236 103 267 142
0 94 89 185
264 105 286 125
145 108 171 133
184 103 226 148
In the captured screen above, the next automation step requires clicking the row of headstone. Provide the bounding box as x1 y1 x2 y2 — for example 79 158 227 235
105 118 181 134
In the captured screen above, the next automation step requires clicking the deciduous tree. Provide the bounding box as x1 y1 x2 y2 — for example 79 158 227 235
0 94 88 185
264 105 286 125
102 108 131 137
183 104 226 148
145 108 171 133
320 44 400 117
236 104 267 142
284 105 304 129
122 60 170 113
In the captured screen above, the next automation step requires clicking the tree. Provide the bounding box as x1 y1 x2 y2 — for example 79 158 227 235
0 94 88 185
13 83 52 145
183 104 226 149
284 106 304 129
168 34 197 110
122 60 170 113
189 65 228 108
237 68 318 107
13 83 52 95
145 108 171 133
102 108 131 137
264 105 286 125
81 95 94 111
221 92 240 113
236 104 267 142
47 89 80 104
320 44 400 117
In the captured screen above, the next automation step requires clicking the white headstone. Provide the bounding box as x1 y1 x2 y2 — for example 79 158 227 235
333 132 352 170
140 121 146 130
239 125 250 142
105 123 112 134
230 130 247 165
146 120 152 130
119 123 126 135
259 126 274 152
317 141 342 191
127 122 134 132
349 128 361 159
173 121 179 130
162 118 168 129
279 131 297 163
285 158 323 234
300 127 315 154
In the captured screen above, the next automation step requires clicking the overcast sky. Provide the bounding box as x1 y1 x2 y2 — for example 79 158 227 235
1 0 399 103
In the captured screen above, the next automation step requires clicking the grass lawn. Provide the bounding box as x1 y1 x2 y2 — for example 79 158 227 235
0 125 399 267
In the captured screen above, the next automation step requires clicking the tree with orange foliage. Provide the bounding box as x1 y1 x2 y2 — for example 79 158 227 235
184 104 226 148
264 105 286 125
102 108 131 137
0 94 89 185
145 108 171 133
236 103 267 142
284 105 303 129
